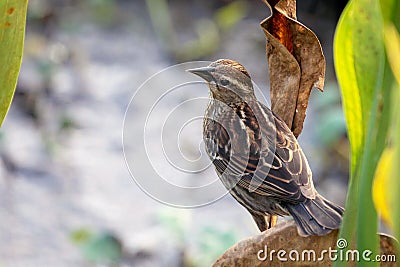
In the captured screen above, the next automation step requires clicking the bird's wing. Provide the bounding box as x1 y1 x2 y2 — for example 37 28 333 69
205 101 316 203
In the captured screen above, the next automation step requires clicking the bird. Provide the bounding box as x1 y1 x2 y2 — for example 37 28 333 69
187 59 344 236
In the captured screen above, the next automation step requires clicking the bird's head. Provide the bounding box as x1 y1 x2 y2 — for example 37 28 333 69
188 59 255 104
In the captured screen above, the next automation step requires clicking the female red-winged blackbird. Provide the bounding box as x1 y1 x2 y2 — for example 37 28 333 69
188 59 344 236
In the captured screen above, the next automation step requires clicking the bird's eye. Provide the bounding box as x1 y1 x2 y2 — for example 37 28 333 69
220 79 230 86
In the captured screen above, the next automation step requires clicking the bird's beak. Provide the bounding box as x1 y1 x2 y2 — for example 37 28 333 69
186 66 216 82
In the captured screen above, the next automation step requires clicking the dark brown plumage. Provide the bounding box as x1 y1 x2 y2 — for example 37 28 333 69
188 59 344 236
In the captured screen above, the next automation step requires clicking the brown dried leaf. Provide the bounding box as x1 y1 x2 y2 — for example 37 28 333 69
260 0 325 137
213 220 398 267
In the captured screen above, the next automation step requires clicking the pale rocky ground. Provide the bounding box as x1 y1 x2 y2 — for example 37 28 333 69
0 1 348 266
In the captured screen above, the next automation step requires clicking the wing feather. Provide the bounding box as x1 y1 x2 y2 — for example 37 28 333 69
204 100 317 204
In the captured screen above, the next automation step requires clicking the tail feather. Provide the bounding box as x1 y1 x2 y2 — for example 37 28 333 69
286 195 344 236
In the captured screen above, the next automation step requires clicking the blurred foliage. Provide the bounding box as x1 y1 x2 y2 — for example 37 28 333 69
333 0 400 266
70 227 93 245
146 0 248 61
381 22 400 244
60 115 76 131
85 0 118 25
157 209 238 267
373 148 395 229
215 1 248 31
313 83 346 147
373 76 400 260
385 23 400 83
157 208 190 244
391 84 400 250
0 0 28 126
191 226 237 267
312 83 349 179
70 228 123 265
27 0 120 33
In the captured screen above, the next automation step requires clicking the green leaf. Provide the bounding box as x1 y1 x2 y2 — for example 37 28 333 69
0 0 28 126
384 22 400 244
392 83 400 243
334 0 391 265
384 24 400 84
373 148 395 230
351 2 385 263
334 1 363 178
333 0 362 249
380 0 400 30
377 1 400 246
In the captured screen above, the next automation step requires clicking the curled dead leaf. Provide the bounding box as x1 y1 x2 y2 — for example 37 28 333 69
260 0 325 137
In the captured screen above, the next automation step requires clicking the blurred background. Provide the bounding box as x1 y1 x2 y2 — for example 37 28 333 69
0 0 349 266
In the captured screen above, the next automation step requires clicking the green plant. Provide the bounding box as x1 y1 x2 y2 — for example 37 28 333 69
383 21 400 246
145 0 248 61
333 0 400 266
157 209 238 267
0 1 28 126
70 228 123 265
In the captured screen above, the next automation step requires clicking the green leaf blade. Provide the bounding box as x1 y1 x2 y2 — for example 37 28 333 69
334 0 389 265
0 0 28 126
334 1 364 175
333 2 362 251
351 1 385 262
